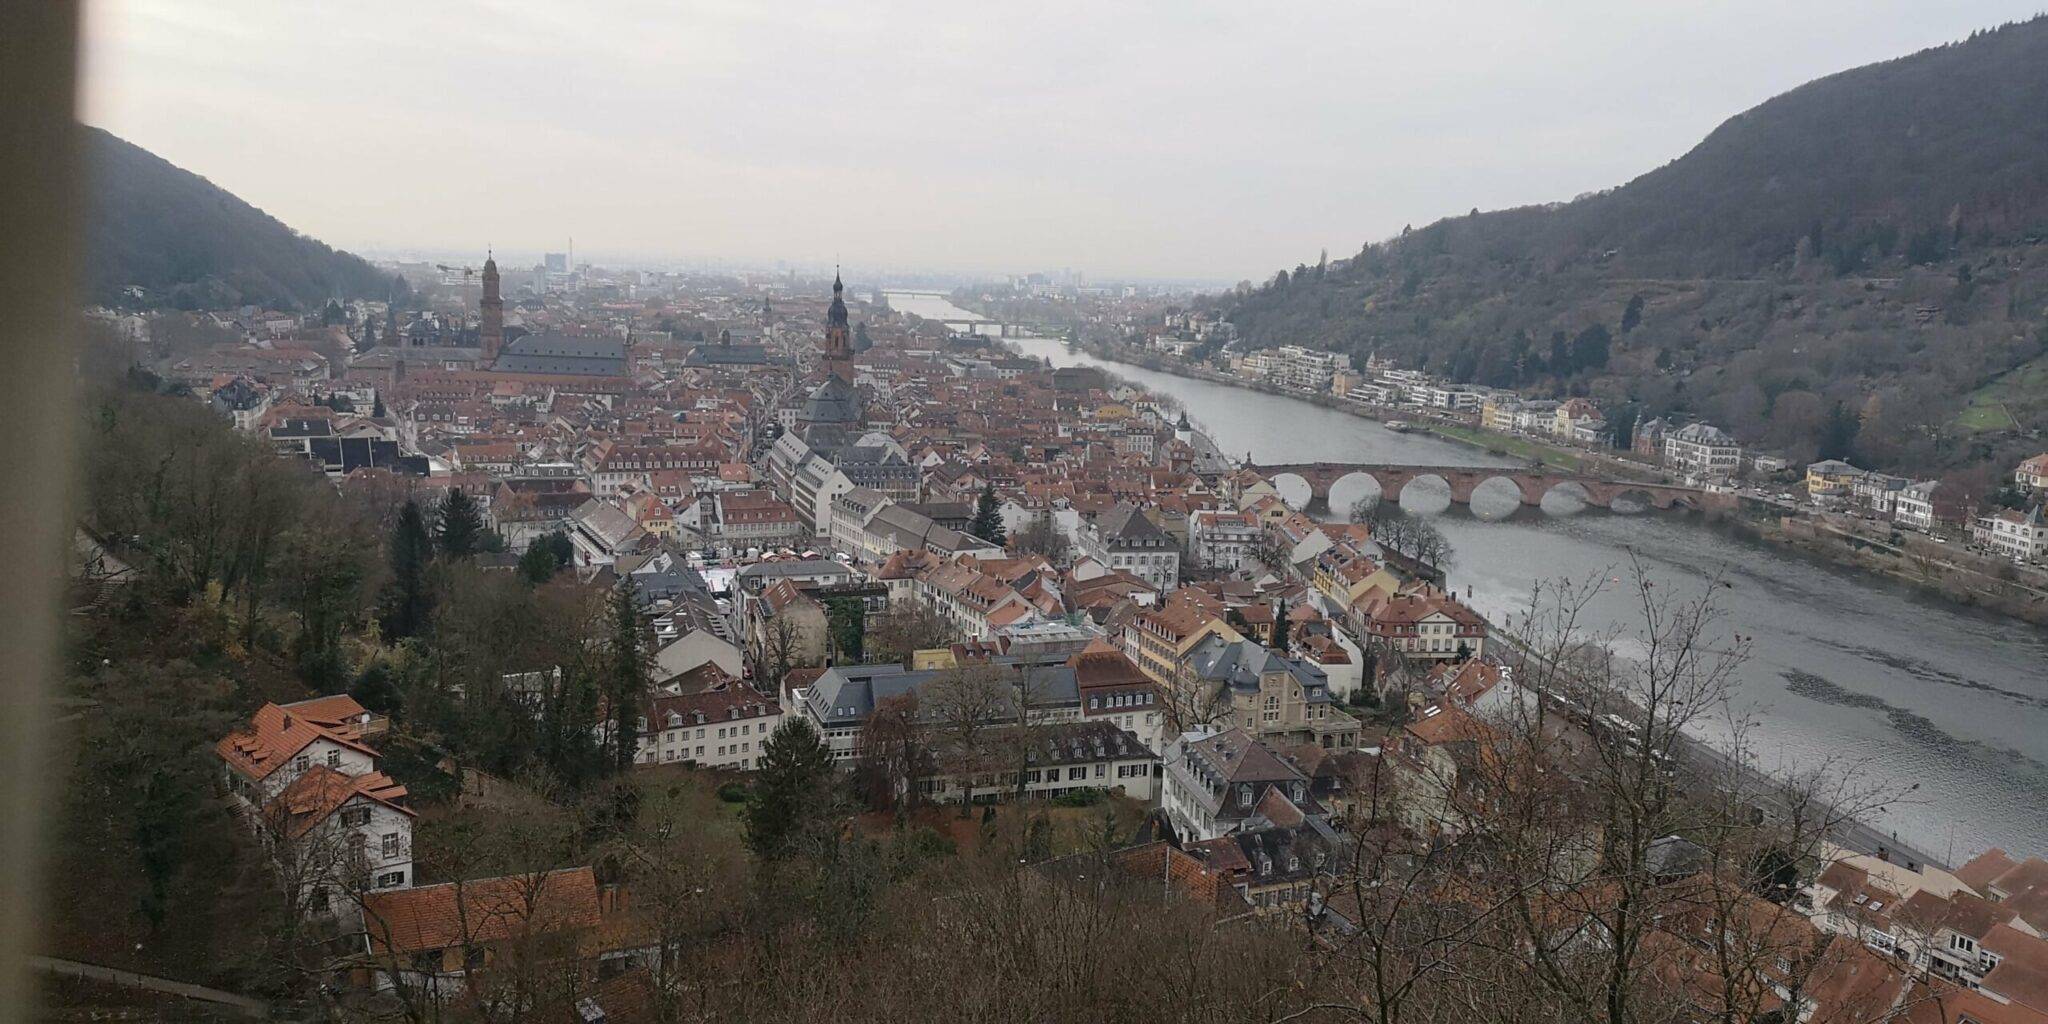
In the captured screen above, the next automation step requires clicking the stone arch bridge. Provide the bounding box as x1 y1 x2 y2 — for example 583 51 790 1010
1250 462 1730 515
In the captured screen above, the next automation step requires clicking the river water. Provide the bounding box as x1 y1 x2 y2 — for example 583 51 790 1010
888 292 2048 860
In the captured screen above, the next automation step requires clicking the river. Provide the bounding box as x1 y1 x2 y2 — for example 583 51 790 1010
887 291 2048 860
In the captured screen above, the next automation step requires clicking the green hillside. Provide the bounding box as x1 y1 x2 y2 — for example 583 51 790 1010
83 126 402 312
1218 17 2048 476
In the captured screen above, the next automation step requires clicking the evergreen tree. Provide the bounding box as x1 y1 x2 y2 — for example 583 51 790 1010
1570 324 1612 372
1273 598 1290 651
602 578 651 775
825 597 865 664
371 393 386 418
547 529 575 569
1621 294 1645 335
744 717 837 863
969 483 1006 546
437 487 487 558
378 500 434 640
1819 401 1861 461
519 536 559 583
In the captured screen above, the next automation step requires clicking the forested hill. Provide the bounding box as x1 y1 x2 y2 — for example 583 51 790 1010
84 126 398 311
1218 17 2048 476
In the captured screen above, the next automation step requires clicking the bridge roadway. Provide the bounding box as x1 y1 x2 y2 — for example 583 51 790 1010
1250 461 1730 514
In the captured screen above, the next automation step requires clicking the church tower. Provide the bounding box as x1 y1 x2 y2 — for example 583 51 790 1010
479 252 504 362
821 269 852 379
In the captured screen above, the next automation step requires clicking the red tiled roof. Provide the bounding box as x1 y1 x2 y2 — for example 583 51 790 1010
362 867 602 955
269 765 413 838
216 702 381 782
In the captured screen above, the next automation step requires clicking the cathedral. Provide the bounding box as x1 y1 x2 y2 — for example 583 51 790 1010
794 270 864 450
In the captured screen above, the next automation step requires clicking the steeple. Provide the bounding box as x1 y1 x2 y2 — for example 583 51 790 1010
821 266 852 378
479 250 504 363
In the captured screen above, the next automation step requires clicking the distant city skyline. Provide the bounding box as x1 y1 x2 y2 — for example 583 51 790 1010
82 0 2042 281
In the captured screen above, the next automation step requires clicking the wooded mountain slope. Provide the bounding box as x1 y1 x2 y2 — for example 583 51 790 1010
1218 17 2048 476
84 126 398 312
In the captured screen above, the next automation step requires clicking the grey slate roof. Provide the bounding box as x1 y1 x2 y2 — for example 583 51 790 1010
803 658 1080 728
494 333 628 376
1182 636 1332 703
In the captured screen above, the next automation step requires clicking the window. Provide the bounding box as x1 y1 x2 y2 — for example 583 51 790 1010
376 870 406 889
326 750 341 768
1068 767 1086 781
341 807 371 828
381 832 400 859
291 755 309 773
1093 763 1105 778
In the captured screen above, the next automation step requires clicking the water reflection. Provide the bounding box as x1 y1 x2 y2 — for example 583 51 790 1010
885 292 2048 858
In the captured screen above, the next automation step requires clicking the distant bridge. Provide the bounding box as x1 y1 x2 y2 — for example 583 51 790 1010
1249 462 1730 515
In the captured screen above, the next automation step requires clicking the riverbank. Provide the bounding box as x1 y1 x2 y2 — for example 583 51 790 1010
1062 336 2048 628
894 289 2048 857
1724 511 2048 626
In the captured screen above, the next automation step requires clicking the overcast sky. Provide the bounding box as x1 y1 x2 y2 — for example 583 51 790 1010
81 1 2042 282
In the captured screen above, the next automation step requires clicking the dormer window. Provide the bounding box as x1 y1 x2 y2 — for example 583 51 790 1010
1238 784 1252 806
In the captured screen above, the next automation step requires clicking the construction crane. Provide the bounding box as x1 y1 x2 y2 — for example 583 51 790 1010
435 263 477 282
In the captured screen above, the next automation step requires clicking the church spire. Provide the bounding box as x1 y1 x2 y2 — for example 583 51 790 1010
479 249 504 363
821 267 852 378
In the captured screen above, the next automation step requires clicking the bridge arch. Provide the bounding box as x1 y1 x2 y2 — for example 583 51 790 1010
1468 475 1532 519
1327 471 1386 518
1609 487 1659 513
1269 472 1316 511
1540 479 1595 512
1395 472 1454 513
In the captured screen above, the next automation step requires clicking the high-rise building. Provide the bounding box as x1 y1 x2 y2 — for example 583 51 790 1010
544 252 568 273
480 252 504 362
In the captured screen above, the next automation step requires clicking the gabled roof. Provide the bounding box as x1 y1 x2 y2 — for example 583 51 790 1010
1186 728 1306 787
361 867 602 955
269 765 413 838
216 701 382 782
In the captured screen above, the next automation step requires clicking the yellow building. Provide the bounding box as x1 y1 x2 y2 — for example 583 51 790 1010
1120 591 1241 690
1805 459 1864 498
1480 397 1518 434
1312 552 1399 613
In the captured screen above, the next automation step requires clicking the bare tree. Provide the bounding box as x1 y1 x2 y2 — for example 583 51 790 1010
865 602 957 663
854 692 925 815
1012 515 1072 563
922 664 1012 816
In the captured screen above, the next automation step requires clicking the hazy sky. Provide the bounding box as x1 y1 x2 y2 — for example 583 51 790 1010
83 1 2042 282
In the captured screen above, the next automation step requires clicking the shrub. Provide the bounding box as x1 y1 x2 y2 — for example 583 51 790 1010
1051 787 1104 808
716 780 750 803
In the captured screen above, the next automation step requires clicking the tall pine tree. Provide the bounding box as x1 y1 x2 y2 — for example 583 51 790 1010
437 487 486 558
969 483 1006 546
379 499 434 640
602 578 651 775
744 717 836 863
519 536 559 583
